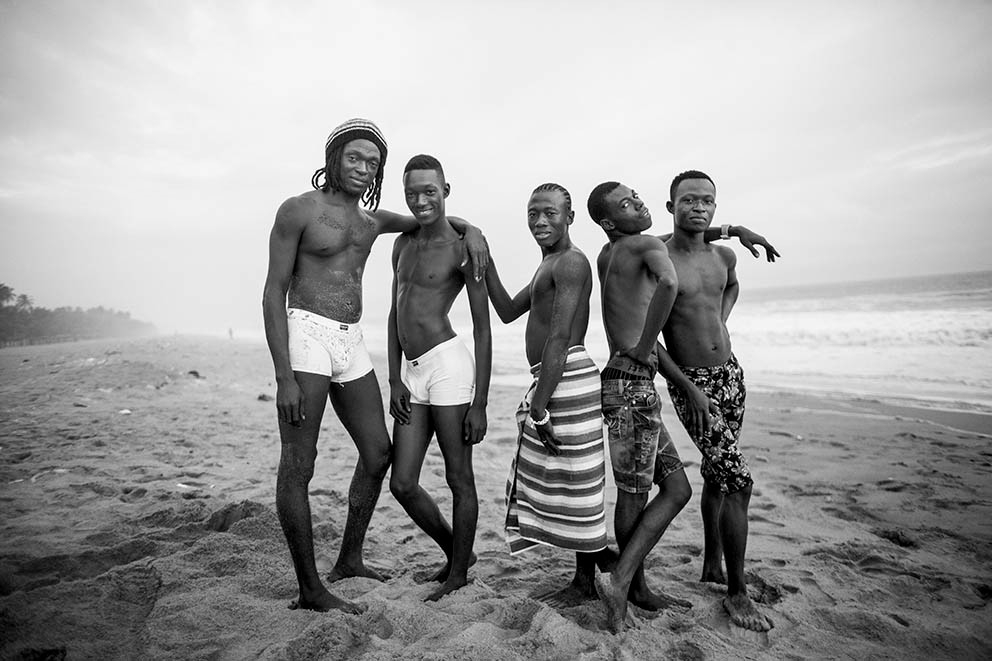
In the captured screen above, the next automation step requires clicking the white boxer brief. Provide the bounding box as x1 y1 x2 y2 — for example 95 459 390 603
287 308 373 383
401 336 475 406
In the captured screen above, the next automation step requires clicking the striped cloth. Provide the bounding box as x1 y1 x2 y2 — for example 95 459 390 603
505 346 608 555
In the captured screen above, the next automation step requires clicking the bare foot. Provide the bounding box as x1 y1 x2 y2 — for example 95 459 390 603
723 593 774 632
326 562 388 583
628 585 692 612
595 574 630 634
425 576 468 602
429 552 478 583
288 589 365 614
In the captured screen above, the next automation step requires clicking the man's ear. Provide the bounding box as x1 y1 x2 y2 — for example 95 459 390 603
567 210 575 225
600 218 615 231
666 200 674 214
443 183 451 198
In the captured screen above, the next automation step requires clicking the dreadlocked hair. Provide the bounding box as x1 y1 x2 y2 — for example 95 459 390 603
310 142 386 211
531 182 572 212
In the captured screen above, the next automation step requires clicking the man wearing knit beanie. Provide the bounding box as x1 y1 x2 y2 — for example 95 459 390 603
262 117 488 613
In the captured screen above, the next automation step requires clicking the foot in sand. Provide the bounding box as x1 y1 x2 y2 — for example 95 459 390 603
288 589 366 614
425 576 469 602
723 593 773 632
326 562 388 583
595 574 631 634
429 552 478 583
628 585 692 612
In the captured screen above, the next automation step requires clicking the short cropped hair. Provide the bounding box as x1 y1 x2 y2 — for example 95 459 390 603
587 181 621 224
531 182 572 213
669 170 715 202
404 154 445 179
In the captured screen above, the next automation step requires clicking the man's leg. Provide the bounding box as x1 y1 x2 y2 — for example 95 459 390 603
389 405 459 582
427 404 477 601
700 481 727 583
276 371 362 613
326 370 392 582
720 483 772 631
598 471 692 632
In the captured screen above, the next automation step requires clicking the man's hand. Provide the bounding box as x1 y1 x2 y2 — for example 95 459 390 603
619 347 658 376
276 377 306 427
530 409 561 456
389 381 412 425
734 226 780 262
460 227 490 282
463 403 487 445
684 383 717 440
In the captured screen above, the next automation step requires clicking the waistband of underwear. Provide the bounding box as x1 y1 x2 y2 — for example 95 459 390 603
529 345 588 375
287 308 359 332
677 352 738 376
406 335 461 365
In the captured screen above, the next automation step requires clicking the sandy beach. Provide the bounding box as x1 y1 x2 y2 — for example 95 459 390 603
1 335 989 660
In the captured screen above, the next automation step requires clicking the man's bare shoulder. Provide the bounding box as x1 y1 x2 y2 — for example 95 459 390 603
274 192 321 228
552 247 593 281
715 244 737 268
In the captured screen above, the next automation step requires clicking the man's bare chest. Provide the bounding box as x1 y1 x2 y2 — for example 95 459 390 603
397 244 460 288
301 209 377 257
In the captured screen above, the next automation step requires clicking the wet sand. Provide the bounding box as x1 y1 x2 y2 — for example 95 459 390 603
1 336 989 659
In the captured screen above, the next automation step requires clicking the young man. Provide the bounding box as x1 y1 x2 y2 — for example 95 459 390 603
485 183 615 604
660 170 774 632
386 154 492 602
587 181 778 633
262 119 487 613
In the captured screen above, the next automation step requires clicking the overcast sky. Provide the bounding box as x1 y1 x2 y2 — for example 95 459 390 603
2 0 990 335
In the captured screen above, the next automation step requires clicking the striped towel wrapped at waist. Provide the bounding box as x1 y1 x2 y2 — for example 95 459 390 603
505 346 608 555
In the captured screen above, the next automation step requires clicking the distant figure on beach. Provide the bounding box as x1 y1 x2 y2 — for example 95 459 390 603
386 154 492 601
485 183 616 604
261 118 487 613
661 170 774 632
587 181 779 633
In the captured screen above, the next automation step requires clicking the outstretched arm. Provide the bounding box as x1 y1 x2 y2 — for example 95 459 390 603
371 209 489 279
484 258 531 323
656 224 780 261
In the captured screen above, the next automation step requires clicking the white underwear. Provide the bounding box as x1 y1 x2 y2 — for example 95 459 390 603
287 308 373 383
401 336 475 406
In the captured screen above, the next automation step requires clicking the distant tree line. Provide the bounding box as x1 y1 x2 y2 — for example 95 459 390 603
0 283 156 346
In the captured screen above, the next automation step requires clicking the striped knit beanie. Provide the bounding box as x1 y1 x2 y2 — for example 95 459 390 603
324 118 388 166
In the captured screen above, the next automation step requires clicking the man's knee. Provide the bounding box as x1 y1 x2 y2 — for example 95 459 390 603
444 470 476 498
389 473 419 502
359 446 392 481
661 470 692 509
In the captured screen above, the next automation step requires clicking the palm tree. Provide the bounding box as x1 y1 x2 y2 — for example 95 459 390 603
0 283 13 307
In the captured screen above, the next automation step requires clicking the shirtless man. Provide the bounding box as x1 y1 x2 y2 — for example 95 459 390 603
262 119 486 613
587 181 778 632
485 183 615 604
660 170 773 632
387 154 491 602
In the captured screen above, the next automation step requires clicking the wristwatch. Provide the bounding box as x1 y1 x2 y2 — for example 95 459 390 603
720 224 732 240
